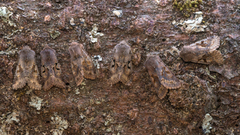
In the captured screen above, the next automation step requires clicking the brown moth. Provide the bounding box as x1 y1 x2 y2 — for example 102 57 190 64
12 46 41 90
144 54 181 99
180 36 223 64
40 45 65 90
109 40 132 86
69 42 95 86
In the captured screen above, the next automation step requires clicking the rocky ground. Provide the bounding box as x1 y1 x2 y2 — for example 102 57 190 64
0 0 239 134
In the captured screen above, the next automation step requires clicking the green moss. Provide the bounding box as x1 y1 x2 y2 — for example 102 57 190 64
189 3 192 8
173 0 203 17
174 0 178 5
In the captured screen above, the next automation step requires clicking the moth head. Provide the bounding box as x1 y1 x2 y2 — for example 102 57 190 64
69 43 83 60
40 46 58 65
144 55 162 87
40 46 59 79
111 41 132 75
19 46 35 72
20 54 35 71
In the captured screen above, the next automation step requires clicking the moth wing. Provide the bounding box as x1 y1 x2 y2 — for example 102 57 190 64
29 79 42 90
209 50 224 64
43 76 54 91
43 76 65 91
145 56 168 99
82 59 95 80
71 60 84 86
157 66 181 89
54 77 66 89
109 74 120 86
55 63 62 78
120 74 131 86
157 85 168 99
28 64 42 90
12 63 26 90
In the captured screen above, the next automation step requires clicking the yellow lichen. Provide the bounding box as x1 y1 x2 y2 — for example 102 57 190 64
173 0 203 17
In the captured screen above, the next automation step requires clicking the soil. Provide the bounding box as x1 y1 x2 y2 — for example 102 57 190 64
0 0 239 135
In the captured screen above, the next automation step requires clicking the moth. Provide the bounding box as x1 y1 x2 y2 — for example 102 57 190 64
109 40 132 86
69 42 95 86
40 45 65 90
180 36 223 64
144 54 181 99
12 46 41 90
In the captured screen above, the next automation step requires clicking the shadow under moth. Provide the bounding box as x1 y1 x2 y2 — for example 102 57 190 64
40 45 65 90
12 46 41 90
144 54 181 99
69 42 95 86
109 40 132 86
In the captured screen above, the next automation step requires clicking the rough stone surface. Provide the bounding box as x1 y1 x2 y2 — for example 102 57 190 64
0 0 239 134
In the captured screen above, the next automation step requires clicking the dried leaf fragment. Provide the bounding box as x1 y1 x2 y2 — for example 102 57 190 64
180 36 223 64
69 42 95 86
12 46 41 90
40 45 65 90
109 40 132 86
144 54 181 99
